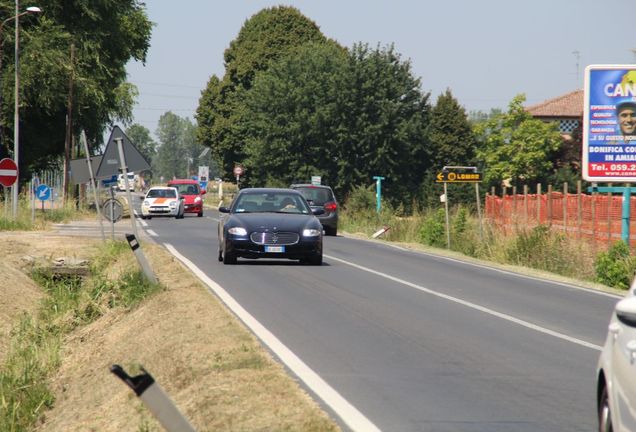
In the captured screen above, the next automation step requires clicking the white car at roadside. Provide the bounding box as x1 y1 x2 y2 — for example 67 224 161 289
140 186 184 220
597 279 636 432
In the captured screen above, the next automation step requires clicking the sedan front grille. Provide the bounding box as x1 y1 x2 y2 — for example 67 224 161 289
250 232 299 245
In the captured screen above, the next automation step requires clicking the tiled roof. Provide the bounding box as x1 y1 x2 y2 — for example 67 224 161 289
525 89 583 118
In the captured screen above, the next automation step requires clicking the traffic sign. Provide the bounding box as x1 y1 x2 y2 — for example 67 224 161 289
36 184 51 201
436 171 482 183
102 198 123 222
0 158 18 187
233 165 244 177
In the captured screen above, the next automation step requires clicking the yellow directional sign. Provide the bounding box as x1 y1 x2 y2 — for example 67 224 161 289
436 171 482 183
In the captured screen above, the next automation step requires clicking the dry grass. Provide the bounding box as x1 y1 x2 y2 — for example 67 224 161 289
1 229 339 432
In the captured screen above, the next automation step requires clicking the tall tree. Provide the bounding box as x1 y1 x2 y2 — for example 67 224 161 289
196 6 329 179
0 0 152 181
125 123 156 167
427 89 476 171
153 112 193 181
474 94 562 189
244 42 431 206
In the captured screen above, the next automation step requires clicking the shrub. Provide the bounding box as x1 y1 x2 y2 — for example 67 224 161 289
419 208 447 248
344 185 376 213
595 241 636 290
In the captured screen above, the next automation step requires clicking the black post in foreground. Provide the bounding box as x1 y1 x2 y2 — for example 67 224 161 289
110 365 196 432
125 233 158 284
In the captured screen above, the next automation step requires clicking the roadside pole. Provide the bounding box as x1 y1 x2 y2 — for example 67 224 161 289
111 365 195 432
475 182 483 241
443 181 450 249
115 137 139 239
115 137 157 284
81 130 106 241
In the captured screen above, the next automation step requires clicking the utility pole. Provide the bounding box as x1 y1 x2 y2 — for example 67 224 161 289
62 42 74 204
572 50 581 85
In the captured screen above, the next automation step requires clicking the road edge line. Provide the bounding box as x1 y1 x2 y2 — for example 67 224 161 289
164 243 382 432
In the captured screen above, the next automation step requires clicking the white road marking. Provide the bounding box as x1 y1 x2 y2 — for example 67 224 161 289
325 254 603 352
164 244 381 432
146 229 158 237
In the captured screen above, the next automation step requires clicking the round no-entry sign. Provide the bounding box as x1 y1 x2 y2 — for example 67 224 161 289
233 165 244 177
0 158 18 187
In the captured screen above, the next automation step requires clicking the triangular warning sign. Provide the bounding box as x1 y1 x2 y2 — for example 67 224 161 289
95 125 151 179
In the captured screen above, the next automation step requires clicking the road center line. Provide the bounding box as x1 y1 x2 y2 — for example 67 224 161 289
164 244 381 432
325 254 603 352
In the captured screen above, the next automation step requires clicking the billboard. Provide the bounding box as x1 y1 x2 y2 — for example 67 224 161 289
583 65 636 182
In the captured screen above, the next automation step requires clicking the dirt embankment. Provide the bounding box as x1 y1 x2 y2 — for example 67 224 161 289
0 229 339 432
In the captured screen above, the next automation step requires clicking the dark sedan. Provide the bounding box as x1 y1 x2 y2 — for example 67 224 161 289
217 188 324 265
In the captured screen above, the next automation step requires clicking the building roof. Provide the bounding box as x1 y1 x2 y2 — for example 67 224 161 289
525 89 583 118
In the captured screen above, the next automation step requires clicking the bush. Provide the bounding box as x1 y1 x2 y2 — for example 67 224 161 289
344 185 376 213
595 241 636 290
419 208 447 248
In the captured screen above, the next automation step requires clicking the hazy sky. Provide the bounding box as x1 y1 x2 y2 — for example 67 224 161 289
125 0 635 138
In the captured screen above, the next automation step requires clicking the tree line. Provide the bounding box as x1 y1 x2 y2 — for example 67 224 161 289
5 3 579 209
194 6 576 210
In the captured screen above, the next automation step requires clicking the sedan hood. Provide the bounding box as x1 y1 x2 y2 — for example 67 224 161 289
227 213 320 232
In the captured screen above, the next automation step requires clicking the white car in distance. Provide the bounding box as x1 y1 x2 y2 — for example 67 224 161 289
597 278 636 432
140 186 184 220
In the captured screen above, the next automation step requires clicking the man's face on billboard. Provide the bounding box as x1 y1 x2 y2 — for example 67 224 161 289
618 107 636 135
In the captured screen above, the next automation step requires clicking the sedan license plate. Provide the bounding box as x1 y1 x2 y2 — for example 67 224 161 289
265 245 285 253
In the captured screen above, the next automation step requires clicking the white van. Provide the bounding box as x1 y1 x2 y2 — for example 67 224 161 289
117 172 139 192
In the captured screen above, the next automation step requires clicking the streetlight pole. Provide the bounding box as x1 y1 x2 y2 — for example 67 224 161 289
0 5 41 218
7 1 41 218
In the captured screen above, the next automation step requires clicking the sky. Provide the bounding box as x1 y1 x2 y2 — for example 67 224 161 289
125 0 635 139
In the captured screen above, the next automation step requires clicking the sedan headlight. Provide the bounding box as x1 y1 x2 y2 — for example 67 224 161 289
303 228 321 237
169 201 177 208
194 196 202 203
143 200 150 206
228 227 248 236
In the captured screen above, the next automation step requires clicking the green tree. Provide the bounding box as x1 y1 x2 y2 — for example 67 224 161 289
474 94 562 189
243 42 431 207
196 6 329 180
153 112 195 181
427 89 476 172
244 42 347 188
125 123 156 164
0 0 152 181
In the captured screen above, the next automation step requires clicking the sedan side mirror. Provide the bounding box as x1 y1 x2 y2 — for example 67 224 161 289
219 206 230 213
312 208 325 216
616 296 636 328
201 189 207 195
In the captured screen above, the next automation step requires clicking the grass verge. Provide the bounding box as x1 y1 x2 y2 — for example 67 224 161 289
0 240 162 431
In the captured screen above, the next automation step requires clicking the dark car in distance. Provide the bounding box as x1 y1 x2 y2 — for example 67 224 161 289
290 184 338 236
218 188 324 265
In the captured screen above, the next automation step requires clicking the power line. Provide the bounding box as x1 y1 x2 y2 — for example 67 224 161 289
130 80 203 89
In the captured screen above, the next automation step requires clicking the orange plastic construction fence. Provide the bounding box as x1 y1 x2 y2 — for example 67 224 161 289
485 191 633 249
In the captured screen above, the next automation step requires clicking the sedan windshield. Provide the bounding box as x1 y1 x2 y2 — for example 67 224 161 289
233 193 310 214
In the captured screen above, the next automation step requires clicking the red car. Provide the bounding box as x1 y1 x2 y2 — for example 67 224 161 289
167 179 206 217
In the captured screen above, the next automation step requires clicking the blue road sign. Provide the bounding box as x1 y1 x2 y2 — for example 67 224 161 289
36 184 51 201
102 175 118 187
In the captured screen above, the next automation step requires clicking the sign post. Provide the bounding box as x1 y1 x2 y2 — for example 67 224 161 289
373 176 385 213
233 165 244 189
435 166 484 247
583 65 636 245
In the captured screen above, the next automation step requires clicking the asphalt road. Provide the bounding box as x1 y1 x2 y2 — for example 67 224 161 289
69 208 622 431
